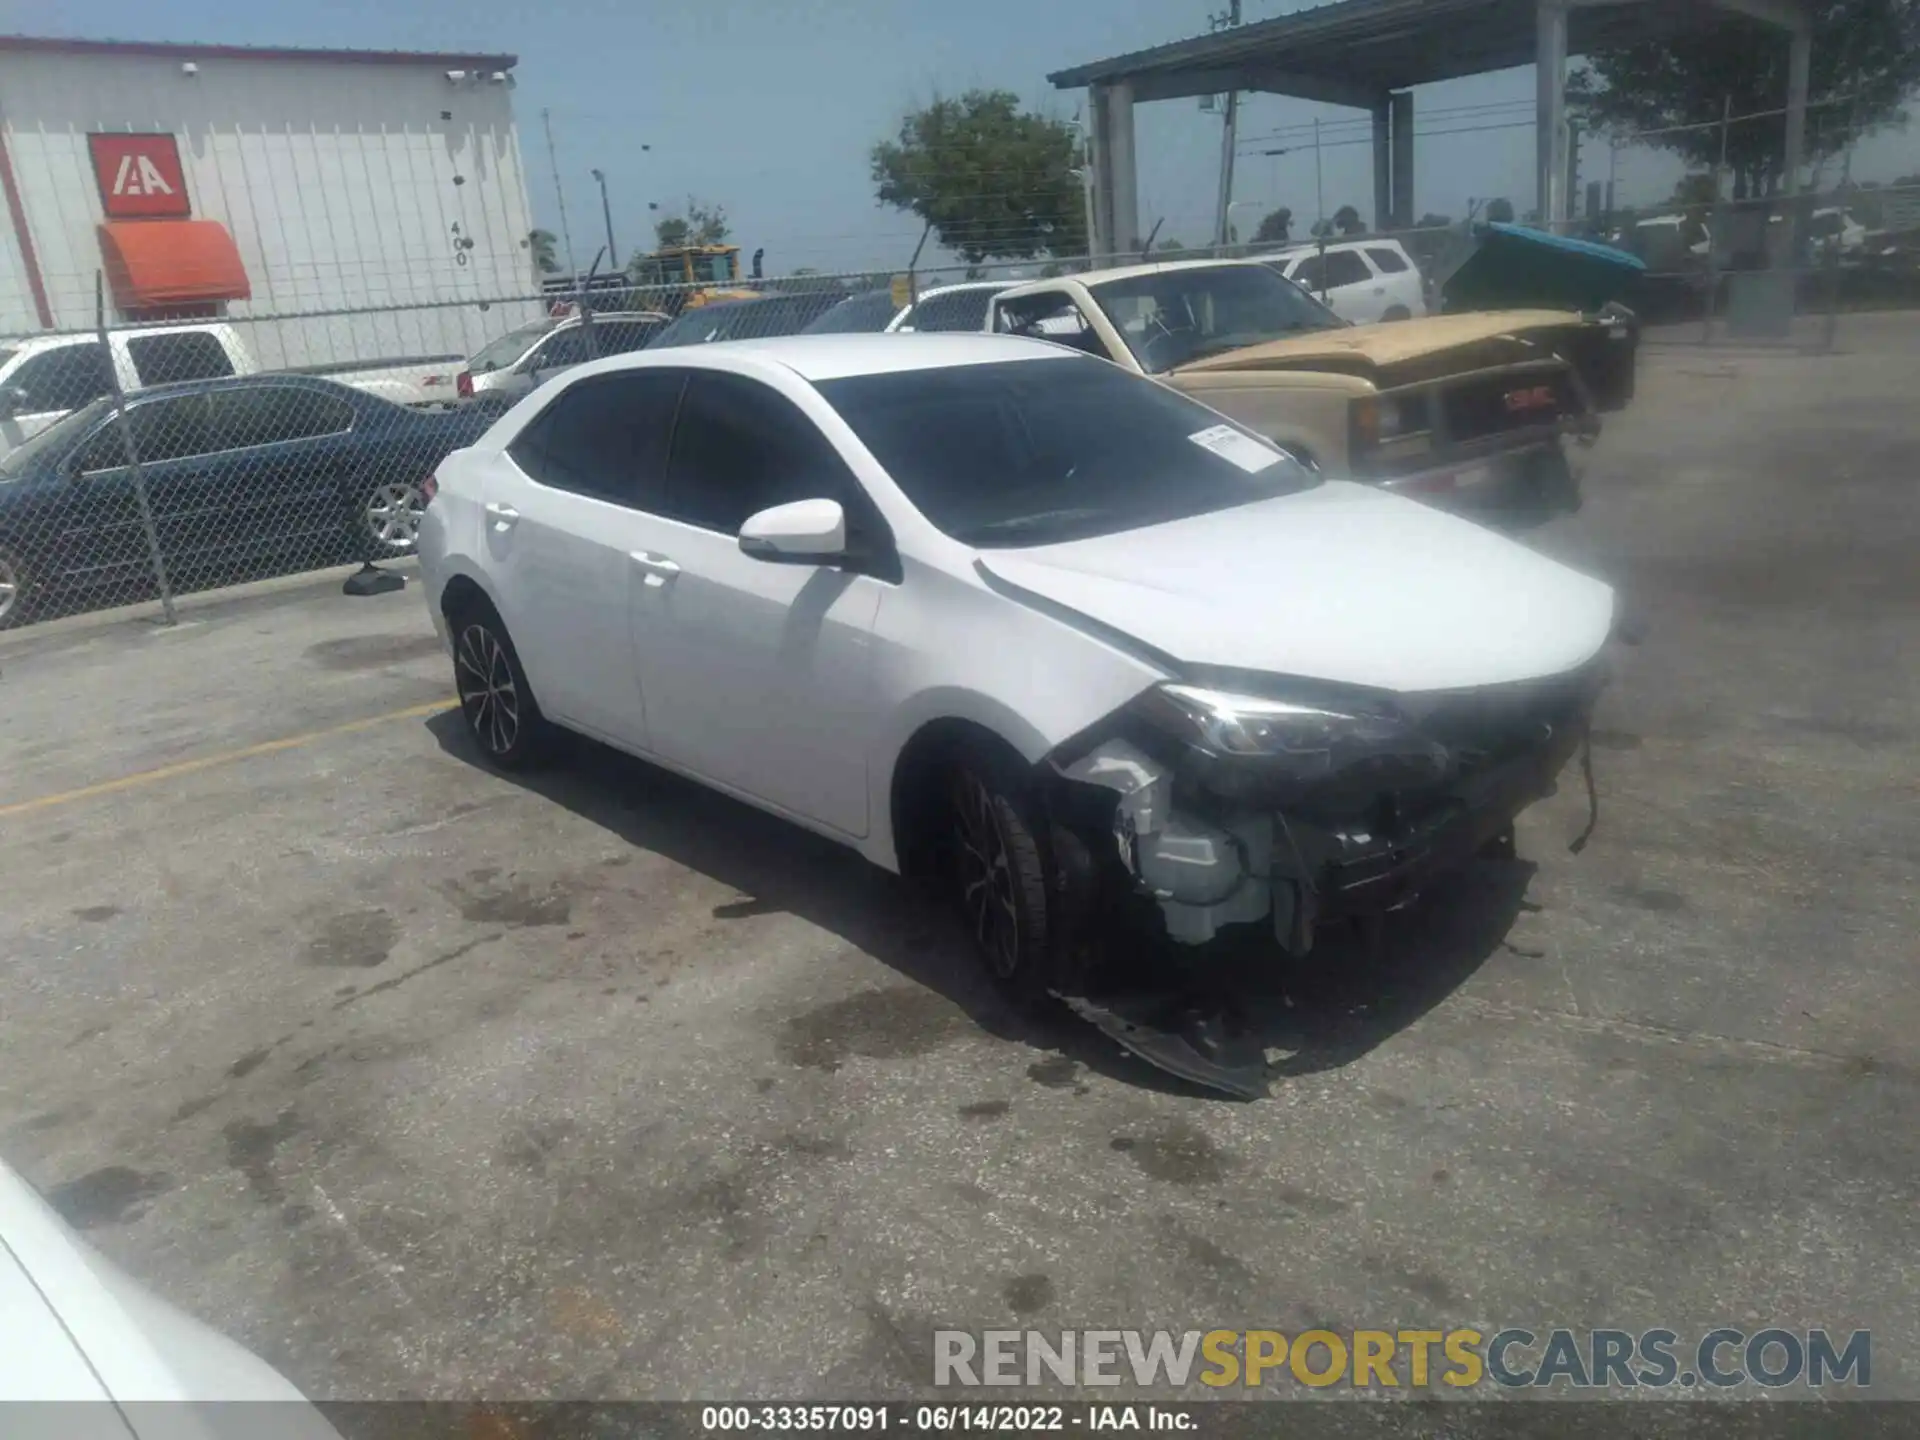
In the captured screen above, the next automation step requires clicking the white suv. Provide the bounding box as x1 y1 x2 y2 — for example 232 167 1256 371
419 334 1613 1086
1261 239 1428 324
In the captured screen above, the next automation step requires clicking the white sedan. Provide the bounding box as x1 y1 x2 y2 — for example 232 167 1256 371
419 335 1613 1078
0 1155 340 1437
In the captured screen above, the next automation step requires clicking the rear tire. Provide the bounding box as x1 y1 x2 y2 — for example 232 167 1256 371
947 742 1053 995
1381 305 1413 322
448 599 549 769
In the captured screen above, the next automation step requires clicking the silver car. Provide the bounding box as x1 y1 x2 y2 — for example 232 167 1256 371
457 311 668 408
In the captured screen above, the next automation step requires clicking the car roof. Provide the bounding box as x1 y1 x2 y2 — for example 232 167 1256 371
1001 258 1271 297
912 280 1017 300
570 332 1071 383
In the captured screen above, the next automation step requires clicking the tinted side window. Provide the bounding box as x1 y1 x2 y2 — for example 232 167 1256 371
663 371 853 535
596 321 660 355
126 331 235 386
910 290 994 332
1322 250 1373 287
1365 247 1411 274
529 328 590 370
211 386 354 449
9 344 114 411
509 371 683 507
76 395 215 470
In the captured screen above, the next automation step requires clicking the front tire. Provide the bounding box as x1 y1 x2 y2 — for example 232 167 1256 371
450 603 549 769
948 744 1052 993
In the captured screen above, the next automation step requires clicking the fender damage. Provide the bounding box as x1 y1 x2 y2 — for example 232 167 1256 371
1031 660 1609 1098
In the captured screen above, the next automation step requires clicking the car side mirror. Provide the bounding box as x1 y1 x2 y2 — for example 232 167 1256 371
738 498 846 565
0 385 29 418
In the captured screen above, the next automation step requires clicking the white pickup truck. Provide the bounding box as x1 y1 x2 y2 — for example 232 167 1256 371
0 323 463 462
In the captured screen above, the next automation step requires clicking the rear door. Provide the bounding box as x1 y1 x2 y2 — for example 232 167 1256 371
480 369 685 748
1289 249 1380 321
1363 245 1425 317
203 384 360 562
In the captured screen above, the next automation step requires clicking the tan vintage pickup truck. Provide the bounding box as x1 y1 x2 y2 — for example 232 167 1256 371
988 258 1633 525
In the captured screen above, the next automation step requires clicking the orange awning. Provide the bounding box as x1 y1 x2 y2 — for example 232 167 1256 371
98 219 250 308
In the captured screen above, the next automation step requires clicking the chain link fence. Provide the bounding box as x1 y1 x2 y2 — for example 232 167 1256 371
5 182 1919 632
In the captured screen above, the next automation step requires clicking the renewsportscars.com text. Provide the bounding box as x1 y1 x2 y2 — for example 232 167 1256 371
933 1327 1872 1391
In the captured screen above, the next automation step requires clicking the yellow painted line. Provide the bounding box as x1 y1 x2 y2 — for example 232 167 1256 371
0 698 456 819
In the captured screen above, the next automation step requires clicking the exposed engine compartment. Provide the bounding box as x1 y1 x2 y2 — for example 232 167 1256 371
1035 658 1609 1096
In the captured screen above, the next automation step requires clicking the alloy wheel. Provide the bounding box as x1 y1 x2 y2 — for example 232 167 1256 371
953 769 1021 978
365 481 426 552
456 622 520 757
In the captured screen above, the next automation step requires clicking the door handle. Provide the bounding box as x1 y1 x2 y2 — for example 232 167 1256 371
484 502 520 528
629 550 681 587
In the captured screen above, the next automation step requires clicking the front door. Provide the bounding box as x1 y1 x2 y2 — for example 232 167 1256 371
626 368 884 837
478 368 686 749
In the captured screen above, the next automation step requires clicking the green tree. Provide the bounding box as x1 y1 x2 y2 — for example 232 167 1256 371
1333 204 1367 236
1252 206 1293 244
1484 197 1517 224
1416 212 1454 230
1569 0 1920 199
1672 172 1720 207
652 199 731 251
527 228 560 276
1157 238 1186 252
870 90 1087 262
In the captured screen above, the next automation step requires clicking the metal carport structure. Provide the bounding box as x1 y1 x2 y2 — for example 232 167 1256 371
1048 0 1812 257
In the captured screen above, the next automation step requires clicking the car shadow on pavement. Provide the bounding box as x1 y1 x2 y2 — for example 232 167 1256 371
428 715 1533 1100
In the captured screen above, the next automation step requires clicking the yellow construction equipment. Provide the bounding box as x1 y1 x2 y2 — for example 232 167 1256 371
629 244 758 313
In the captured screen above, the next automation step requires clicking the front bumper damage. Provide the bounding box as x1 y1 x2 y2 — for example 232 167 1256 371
1037 660 1606 1097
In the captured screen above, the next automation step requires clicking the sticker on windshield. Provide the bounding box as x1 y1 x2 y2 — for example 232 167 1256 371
1187 423 1282 474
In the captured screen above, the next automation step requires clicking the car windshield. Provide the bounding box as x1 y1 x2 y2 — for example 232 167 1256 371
650 294 837 348
802 291 900 335
816 355 1319 548
1089 264 1345 374
0 396 113 476
469 322 553 374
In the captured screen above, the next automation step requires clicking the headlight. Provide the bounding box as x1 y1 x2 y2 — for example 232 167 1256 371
1132 681 1453 795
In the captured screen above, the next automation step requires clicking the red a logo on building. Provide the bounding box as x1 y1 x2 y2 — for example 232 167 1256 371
88 134 192 219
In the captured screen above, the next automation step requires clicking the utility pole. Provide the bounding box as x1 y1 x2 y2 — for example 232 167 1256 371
591 167 618 271
1210 0 1243 251
541 107 579 280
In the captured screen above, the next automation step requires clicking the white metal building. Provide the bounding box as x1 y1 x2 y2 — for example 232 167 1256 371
0 36 543 368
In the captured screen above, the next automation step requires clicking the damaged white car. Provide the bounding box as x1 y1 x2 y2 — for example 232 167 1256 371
419 334 1616 1093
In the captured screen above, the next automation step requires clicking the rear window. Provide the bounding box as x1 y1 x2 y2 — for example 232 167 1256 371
126 331 235 386
1366 247 1411 274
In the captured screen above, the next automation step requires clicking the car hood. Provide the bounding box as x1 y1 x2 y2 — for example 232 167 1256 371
973 481 1615 694
1168 310 1584 381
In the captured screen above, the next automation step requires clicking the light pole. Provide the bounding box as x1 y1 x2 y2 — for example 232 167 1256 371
590 168 617 271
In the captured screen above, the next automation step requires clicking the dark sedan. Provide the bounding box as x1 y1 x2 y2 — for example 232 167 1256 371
0 373 492 627
645 290 851 349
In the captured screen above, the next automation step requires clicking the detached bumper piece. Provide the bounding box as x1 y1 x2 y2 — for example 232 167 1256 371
1042 661 1604 1097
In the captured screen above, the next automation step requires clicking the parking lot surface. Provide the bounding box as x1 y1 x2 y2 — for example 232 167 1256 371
3 317 1917 1402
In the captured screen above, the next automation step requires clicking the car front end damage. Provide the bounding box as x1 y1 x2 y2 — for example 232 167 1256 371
1035 658 1608 1096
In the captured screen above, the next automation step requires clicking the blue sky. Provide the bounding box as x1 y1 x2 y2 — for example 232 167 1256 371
11 0 1915 277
